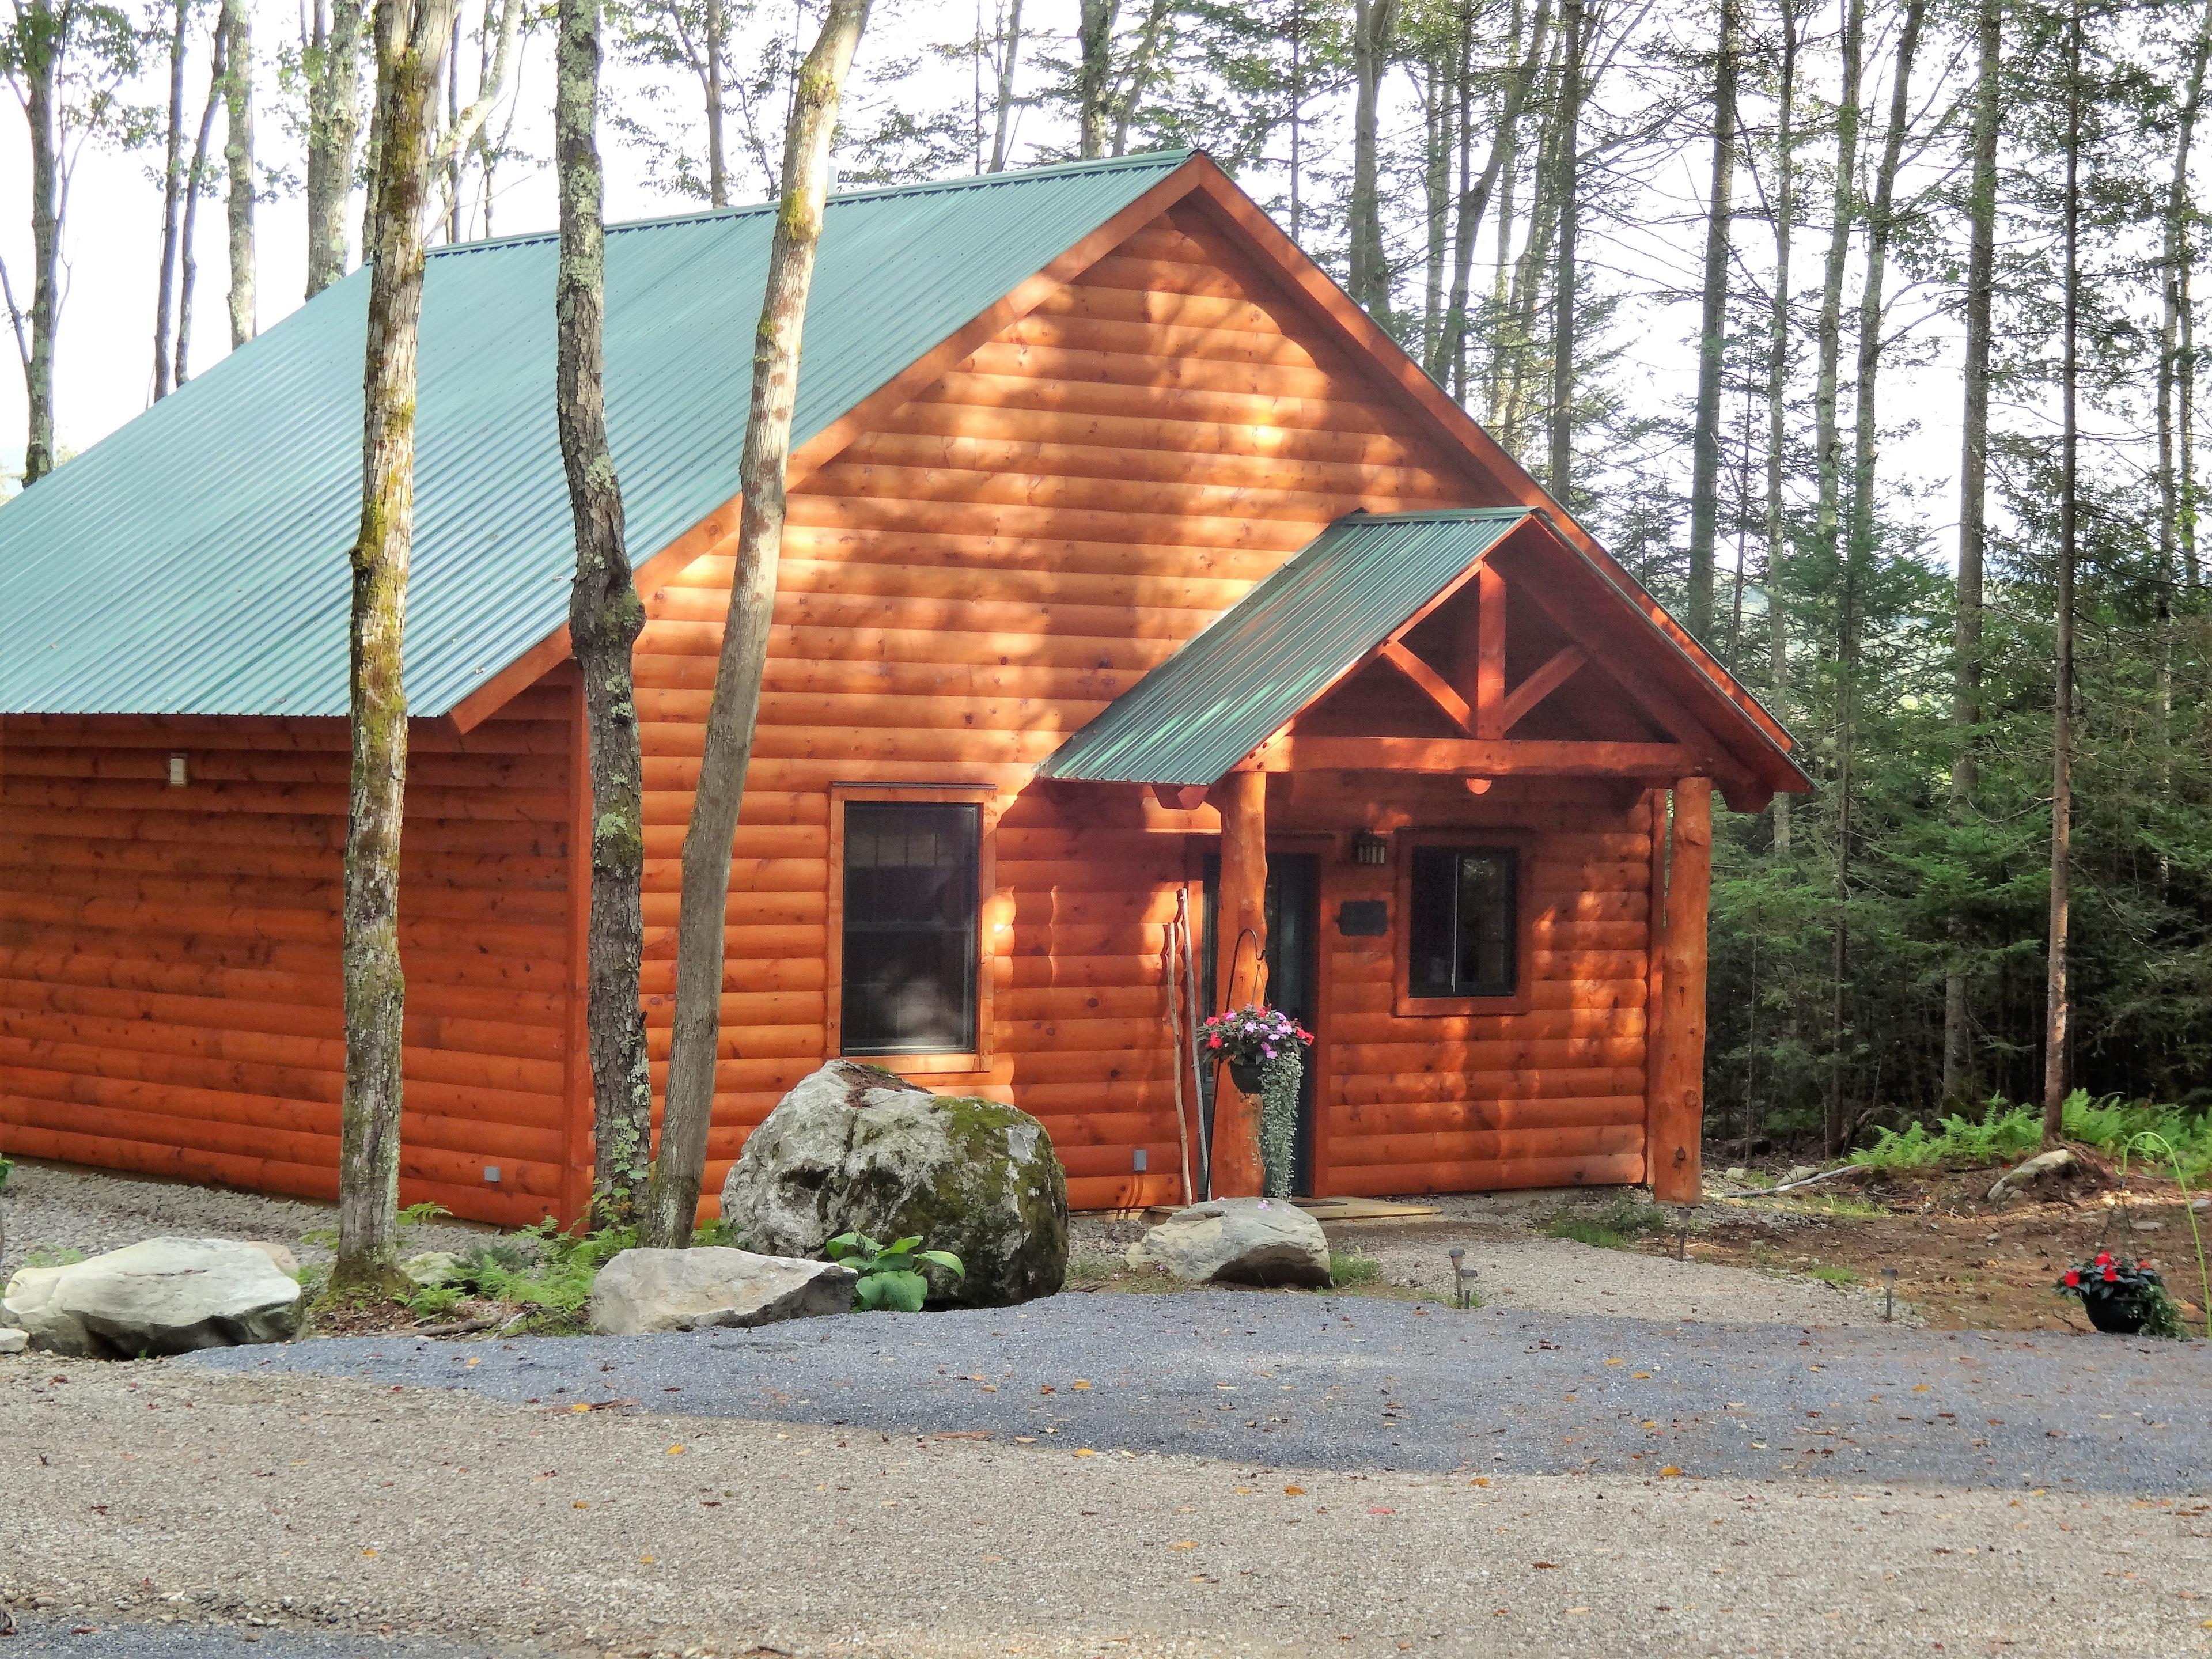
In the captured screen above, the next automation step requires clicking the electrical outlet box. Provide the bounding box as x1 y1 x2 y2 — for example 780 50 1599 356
483 1165 501 1184
1132 1147 1147 1172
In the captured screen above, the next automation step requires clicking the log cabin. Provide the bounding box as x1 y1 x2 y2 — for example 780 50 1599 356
0 150 1808 1228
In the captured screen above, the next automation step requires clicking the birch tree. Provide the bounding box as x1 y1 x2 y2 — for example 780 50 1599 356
639 0 873 1249
151 0 190 399
335 0 460 1293
557 0 653 1225
219 0 253 347
1684 0 1740 642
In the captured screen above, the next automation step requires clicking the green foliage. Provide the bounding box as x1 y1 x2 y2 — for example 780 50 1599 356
1544 1194 1673 1249
2141 1281 2190 1341
1808 1264 1858 1286
1849 1092 2212 1177
1327 1248 1381 1287
825 1231 964 1313
0 1153 13 1190
20 1244 85 1270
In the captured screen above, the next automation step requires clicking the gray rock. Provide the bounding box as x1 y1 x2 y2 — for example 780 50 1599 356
0 1326 26 1354
1 1237 302 1358
1782 1165 1820 1186
1127 1198 1331 1287
402 1251 463 1287
588 1247 857 1336
242 1241 301 1277
1988 1147 2077 1201
719 1060 1069 1308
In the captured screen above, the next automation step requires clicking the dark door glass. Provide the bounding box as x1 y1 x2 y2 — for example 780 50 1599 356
841 802 979 1053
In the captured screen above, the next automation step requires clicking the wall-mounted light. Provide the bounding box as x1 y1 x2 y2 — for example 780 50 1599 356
168 754 188 788
1351 831 1388 867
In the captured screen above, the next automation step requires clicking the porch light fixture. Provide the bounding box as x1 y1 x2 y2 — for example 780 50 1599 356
1351 831 1389 867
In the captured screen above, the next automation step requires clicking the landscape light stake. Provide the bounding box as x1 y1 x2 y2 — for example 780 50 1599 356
1882 1266 1897 1323
1448 1245 1474 1309
1676 1208 1696 1260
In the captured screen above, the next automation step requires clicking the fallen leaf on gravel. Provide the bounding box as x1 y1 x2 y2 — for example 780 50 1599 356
573 1502 588 1509
1660 1467 1683 1478
1914 1384 1931 1392
362 1550 377 1558
1369 1507 1395 1515
1532 1563 1559 1570
1072 1380 1092 1390
1171 1540 1198 1550
1567 1608 1591 1616
1633 1372 1652 1379
464 1357 480 1368
1074 1448 1098 1457
1039 1385 1054 1394
640 1556 655 1565
1605 1358 1623 1366
1284 1485 1305 1495
1470 1478 1490 1487
666 1445 684 1455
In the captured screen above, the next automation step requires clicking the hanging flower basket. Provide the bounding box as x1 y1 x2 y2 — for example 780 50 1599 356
2056 1253 2171 1336
1198 1005 1313 1199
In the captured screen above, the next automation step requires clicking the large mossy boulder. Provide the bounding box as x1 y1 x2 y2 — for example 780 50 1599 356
719 1060 1068 1307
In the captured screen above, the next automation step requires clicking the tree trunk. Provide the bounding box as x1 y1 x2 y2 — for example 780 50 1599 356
1108 0 1168 157
222 0 256 350
703 0 728 204
153 0 190 400
335 0 459 1293
988 0 1022 171
18 0 60 485
1432 0 1553 387
1945 0 2001 1101
2044 0 2081 1149
1685 0 1741 643
640 0 872 1250
1077 0 1114 159
306 0 367 299
556 0 653 1227
1763 0 1800 859
1815 0 1865 1157
177 27 229 384
1548 0 1584 497
433 0 522 237
1421 58 1449 367
1346 0 1398 320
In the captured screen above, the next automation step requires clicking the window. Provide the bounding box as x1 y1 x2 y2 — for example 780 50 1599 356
839 801 980 1054
1406 845 1518 999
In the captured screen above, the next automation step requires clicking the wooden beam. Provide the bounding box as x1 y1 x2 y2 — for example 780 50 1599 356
1244 736 1696 778
1647 777 1711 1203
1498 646 1588 735
1209 768 1268 1199
1153 783 1209 812
1473 565 1507 738
1378 642 1475 736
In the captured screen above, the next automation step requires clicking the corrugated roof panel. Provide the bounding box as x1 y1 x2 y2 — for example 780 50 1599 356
1039 509 1531 787
0 150 1190 717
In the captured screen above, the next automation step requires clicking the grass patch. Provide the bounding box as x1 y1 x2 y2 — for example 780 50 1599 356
1852 1092 2212 1180
1806 1263 1858 1286
1786 1191 1888 1219
18 1244 86 1270
1544 1194 1673 1249
1328 1248 1382 1287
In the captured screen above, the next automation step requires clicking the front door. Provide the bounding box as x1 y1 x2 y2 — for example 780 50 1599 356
1203 851 1323 1195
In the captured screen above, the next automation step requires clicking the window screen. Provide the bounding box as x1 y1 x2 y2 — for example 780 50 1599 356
840 802 980 1053
1406 846 1518 999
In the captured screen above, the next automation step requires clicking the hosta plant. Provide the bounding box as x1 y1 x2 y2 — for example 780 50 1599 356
825 1232 965 1312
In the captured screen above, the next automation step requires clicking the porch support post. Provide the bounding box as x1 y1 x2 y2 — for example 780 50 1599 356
1647 775 1712 1203
1210 767 1268 1198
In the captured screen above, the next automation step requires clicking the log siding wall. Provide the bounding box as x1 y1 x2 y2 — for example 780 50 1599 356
0 684 576 1226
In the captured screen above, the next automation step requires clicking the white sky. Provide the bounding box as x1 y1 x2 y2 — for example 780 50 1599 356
0 0 2001 575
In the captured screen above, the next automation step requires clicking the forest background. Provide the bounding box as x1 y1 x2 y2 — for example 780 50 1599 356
4 0 2207 1154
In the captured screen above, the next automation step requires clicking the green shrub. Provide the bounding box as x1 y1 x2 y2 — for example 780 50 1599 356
1328 1249 1381 1287
1850 1092 2212 1179
826 1232 965 1311
1808 1263 1858 1286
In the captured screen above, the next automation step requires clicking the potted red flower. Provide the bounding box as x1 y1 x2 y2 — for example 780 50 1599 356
1196 1005 1314 1198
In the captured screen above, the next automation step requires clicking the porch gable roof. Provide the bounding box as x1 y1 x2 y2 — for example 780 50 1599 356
1037 508 1532 788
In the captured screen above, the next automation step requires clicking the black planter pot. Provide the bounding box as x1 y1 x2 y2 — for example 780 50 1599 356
1226 1059 1264 1096
2082 1291 2149 1335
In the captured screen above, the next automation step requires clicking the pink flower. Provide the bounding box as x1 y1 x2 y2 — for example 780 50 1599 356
1207 1035 1222 1049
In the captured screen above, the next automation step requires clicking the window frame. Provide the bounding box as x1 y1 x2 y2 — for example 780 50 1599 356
825 783 1000 1078
1391 830 1534 1018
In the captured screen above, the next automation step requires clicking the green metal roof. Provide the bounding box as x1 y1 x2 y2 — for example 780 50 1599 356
1039 508 1532 787
0 150 1191 717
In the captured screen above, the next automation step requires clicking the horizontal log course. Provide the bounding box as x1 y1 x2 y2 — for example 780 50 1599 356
1006 889 1183 928
637 991 824 1029
1032 277 1290 336
637 687 1113 737
1331 1036 1646 1074
995 860 1185 895
1324 1008 1644 1045
777 520 1289 586
877 397 1437 471
912 368 1413 444
1247 737 1696 779
638 648 1145 707
640 620 1182 681
633 855 824 895
1325 1067 1647 1107
0 746 566 794
0 1119 337 1207
781 486 1321 555
1325 1094 1646 1138
1327 1123 1646 1170
637 924 827 966
638 890 823 929
999 951 1164 991
1000 1047 1175 1086
0 946 550 1025
1004 923 1170 959
1327 1152 1645 1199
643 1024 823 1063
1064 1172 1187 1212
634 955 824 996
837 430 1459 503
995 984 1165 1023
961 337 1355 407
653 577 1217 651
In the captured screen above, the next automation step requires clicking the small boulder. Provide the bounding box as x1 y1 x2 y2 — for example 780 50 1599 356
589 1247 857 1336
0 1327 28 1354
719 1061 1068 1308
1 1237 303 1358
1127 1198 1331 1288
242 1241 301 1277
402 1251 462 1288
1988 1147 2077 1202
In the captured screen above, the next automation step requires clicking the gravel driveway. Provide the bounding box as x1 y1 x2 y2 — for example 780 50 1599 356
187 1292 2210 1493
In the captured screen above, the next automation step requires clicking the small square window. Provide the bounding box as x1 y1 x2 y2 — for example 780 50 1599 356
840 801 980 1054
1406 846 1518 999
